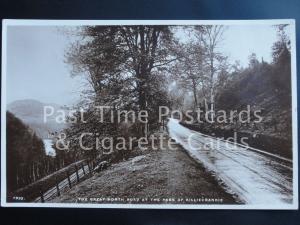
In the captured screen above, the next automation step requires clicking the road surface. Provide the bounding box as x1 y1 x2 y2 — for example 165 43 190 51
167 118 293 205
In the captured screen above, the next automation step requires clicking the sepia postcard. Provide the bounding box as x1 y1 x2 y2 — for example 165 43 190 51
1 19 298 209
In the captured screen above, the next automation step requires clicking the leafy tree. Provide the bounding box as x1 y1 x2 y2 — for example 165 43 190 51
171 42 207 111
271 24 291 98
194 25 226 111
248 53 259 68
65 26 175 158
272 24 291 64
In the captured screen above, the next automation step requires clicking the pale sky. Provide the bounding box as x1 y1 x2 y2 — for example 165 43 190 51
5 24 285 106
221 25 281 66
6 26 84 106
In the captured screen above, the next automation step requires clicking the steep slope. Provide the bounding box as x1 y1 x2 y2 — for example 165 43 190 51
50 138 238 204
216 57 292 140
8 99 67 138
7 111 46 193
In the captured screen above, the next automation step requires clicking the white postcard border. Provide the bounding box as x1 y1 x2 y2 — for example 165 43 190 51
1 19 298 209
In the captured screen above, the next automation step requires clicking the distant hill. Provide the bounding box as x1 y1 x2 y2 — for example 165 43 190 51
7 99 68 138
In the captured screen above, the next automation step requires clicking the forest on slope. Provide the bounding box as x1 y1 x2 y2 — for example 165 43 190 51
215 47 291 139
7 111 78 197
7 111 47 193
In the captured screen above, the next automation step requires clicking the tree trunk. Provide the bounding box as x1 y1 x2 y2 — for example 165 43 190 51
192 79 199 111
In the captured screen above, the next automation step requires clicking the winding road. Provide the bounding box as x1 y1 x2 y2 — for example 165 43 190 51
167 118 293 205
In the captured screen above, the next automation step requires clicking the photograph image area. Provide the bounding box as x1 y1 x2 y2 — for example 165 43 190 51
1 20 298 209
